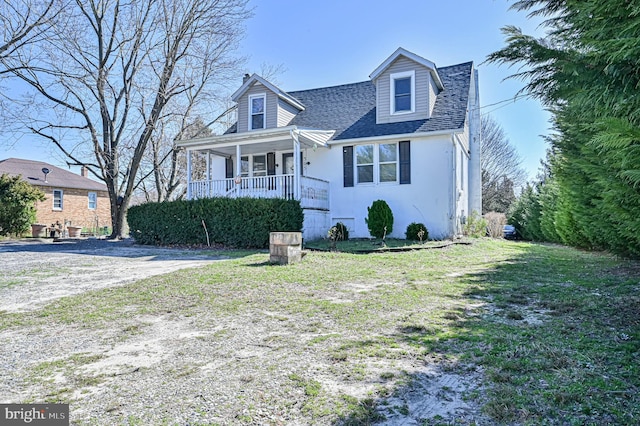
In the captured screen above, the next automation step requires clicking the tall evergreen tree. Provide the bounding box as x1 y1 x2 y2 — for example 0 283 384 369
489 0 640 257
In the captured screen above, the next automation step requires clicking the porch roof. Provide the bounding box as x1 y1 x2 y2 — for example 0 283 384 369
177 126 335 156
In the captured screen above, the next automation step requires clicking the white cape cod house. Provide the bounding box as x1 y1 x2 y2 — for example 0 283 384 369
178 48 482 240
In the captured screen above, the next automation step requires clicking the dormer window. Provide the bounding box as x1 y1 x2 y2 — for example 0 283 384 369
390 70 415 114
249 94 266 130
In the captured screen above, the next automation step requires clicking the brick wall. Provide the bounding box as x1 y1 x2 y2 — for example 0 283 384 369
34 186 111 232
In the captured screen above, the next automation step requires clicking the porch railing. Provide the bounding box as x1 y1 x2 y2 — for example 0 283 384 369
189 174 329 210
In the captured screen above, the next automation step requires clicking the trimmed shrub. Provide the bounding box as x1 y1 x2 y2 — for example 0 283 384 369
405 222 428 241
484 211 506 238
365 200 393 239
127 197 303 248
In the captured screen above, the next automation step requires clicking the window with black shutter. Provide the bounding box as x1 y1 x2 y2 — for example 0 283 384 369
399 141 411 184
343 146 354 187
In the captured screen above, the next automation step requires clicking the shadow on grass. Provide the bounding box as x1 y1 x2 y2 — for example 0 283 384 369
332 242 640 425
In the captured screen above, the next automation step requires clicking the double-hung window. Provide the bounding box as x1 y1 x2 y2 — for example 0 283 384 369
88 192 97 210
253 155 266 177
249 94 266 130
390 71 415 114
53 189 63 210
356 143 398 184
240 156 249 177
356 145 374 184
378 143 398 182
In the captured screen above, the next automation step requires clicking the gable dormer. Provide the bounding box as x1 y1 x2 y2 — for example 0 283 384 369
231 74 305 133
370 48 444 124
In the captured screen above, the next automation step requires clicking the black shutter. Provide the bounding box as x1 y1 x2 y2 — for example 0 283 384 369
300 152 304 177
399 141 411 184
267 152 276 189
225 157 233 178
267 152 276 175
343 145 354 187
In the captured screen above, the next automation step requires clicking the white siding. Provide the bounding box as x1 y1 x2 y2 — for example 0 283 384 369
308 135 456 239
375 57 434 124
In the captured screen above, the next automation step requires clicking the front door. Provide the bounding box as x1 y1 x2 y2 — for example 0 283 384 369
282 153 294 175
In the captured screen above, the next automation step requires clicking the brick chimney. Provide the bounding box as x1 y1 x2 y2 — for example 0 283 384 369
243 73 251 83
80 166 88 178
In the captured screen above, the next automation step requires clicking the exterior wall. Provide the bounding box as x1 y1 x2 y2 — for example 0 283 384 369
277 99 298 127
307 134 456 240
236 83 278 132
375 56 434 124
33 186 111 231
302 209 329 240
454 140 470 235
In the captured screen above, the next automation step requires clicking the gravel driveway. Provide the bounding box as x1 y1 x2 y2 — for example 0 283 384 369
0 238 224 313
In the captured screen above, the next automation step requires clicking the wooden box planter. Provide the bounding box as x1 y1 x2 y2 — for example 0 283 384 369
269 231 302 265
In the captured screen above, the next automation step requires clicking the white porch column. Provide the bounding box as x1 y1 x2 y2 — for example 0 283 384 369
186 149 192 199
292 130 301 200
205 151 211 197
235 144 242 196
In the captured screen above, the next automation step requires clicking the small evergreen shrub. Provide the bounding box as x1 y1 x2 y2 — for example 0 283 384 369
405 222 428 242
0 174 46 236
365 200 393 239
463 210 488 238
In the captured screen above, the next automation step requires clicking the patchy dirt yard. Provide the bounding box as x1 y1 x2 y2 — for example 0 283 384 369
0 238 492 425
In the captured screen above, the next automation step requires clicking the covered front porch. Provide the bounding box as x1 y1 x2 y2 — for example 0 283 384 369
180 126 334 211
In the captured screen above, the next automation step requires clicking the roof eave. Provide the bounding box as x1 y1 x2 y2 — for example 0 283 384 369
177 125 334 150
328 128 465 145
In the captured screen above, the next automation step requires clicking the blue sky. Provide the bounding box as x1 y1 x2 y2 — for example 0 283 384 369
1 0 550 180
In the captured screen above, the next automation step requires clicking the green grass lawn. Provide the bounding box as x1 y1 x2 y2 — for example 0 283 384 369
1 239 638 425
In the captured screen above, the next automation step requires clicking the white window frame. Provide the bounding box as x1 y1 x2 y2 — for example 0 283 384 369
240 155 249 177
53 189 63 210
248 93 266 130
355 142 399 185
356 144 374 184
390 70 415 115
378 143 399 183
88 192 97 210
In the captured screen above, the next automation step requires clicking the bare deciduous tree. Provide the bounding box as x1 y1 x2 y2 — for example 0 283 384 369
481 114 527 213
1 0 250 237
0 0 58 73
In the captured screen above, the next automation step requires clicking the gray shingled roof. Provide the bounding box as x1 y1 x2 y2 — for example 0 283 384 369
0 158 108 191
225 62 472 140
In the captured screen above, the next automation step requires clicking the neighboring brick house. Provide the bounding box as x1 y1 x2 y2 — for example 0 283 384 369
0 158 111 233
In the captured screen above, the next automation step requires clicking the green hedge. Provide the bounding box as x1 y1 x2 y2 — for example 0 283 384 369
127 197 303 248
